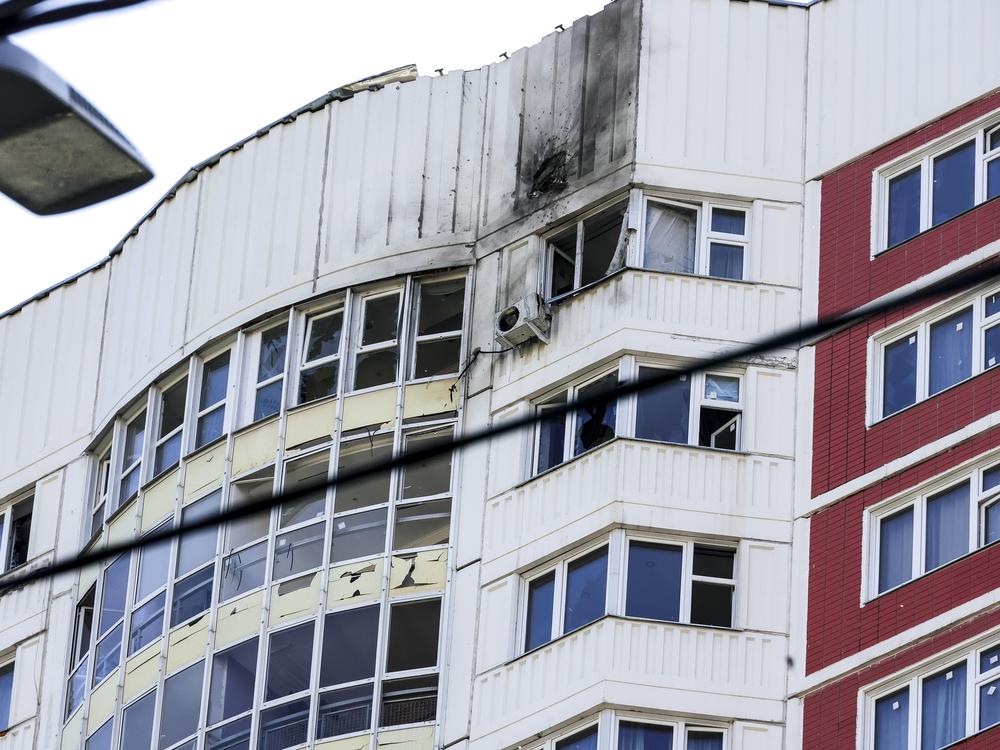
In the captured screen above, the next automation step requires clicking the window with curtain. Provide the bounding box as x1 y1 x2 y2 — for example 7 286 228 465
874 688 909 750
928 308 972 395
920 664 966 750
924 483 970 571
878 507 914 593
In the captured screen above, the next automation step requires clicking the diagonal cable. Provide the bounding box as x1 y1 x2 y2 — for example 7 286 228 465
1 260 998 594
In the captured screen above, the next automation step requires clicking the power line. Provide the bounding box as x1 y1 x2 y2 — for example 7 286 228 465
0 0 156 36
1 261 998 595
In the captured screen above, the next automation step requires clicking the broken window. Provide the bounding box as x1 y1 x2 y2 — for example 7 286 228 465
272 522 325 580
573 372 617 456
266 621 315 701
532 369 619 476
386 599 441 673
379 675 438 728
221 540 267 601
318 684 373 739
280 451 329 528
226 466 274 551
159 659 204 749
170 565 213 627
354 292 400 390
254 323 288 421
698 374 742 451
331 507 386 564
401 427 453 499
196 351 230 448
92 622 122 686
334 436 392 513
643 197 748 280
208 637 258 724
121 689 156 750
176 490 221 576
392 499 451 552
299 307 343 405
547 200 629 298
128 591 165 654
118 410 146 508
320 605 379 687
154 375 187 476
258 697 310 750
412 278 465 379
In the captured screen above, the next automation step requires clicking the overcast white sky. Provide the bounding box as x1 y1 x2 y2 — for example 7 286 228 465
0 0 609 312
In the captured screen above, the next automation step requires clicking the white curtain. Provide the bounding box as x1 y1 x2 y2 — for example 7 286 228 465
921 664 966 749
644 203 696 273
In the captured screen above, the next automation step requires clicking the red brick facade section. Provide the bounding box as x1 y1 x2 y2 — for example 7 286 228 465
812 301 1000 497
818 89 1000 319
804 607 1000 749
808 426 1000 674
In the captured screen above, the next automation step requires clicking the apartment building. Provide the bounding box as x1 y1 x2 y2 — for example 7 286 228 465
0 1 996 749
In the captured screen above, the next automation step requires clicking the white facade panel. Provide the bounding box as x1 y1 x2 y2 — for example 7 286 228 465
637 0 808 189
0 265 106 487
471 617 787 746
482 439 794 582
805 0 1000 178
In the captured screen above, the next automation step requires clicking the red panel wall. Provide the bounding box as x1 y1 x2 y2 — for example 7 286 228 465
804 608 1000 749
807 427 1000 674
818 90 1000 319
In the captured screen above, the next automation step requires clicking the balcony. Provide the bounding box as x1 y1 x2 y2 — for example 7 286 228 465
470 616 786 748
482 439 793 579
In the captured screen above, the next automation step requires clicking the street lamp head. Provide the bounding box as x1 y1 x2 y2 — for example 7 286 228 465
0 39 153 215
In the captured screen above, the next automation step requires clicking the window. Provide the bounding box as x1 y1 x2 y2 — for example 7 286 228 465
266 621 315 701
67 585 94 716
386 599 440 673
411 278 465 379
869 459 1000 598
253 323 288 421
318 684 373 739
642 198 748 281
353 292 400 390
86 719 113 750
524 545 608 650
121 690 156 750
129 592 165 655
547 200 629 298
0 662 12 731
523 533 739 654
320 605 379 687
91 446 111 538
379 674 437 728
208 637 258 725
159 659 204 749
531 717 726 750
877 117 1000 252
556 725 598 750
176 491 221 576
196 351 230 448
118 410 146 508
170 565 214 628
259 697 310 749
865 635 1000 749
298 307 343 405
0 495 33 572
874 288 1000 419
625 541 736 628
153 375 187 476
534 370 618 474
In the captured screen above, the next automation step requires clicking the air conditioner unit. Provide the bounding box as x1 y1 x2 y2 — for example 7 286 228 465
495 294 551 347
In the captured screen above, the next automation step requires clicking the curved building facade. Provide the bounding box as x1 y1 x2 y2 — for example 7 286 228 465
0 1 998 750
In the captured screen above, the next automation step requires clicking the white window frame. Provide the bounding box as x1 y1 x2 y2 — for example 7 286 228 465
869 283 1000 423
872 111 1000 256
294 299 346 407
191 343 235 452
151 370 189 478
542 193 634 300
639 194 751 281
612 714 729 750
115 406 148 512
530 364 624 476
0 491 33 574
88 441 112 541
349 286 405 394
860 630 1000 749
238 315 291 426
408 273 468 383
0 658 14 732
863 455 1000 602
619 535 738 629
